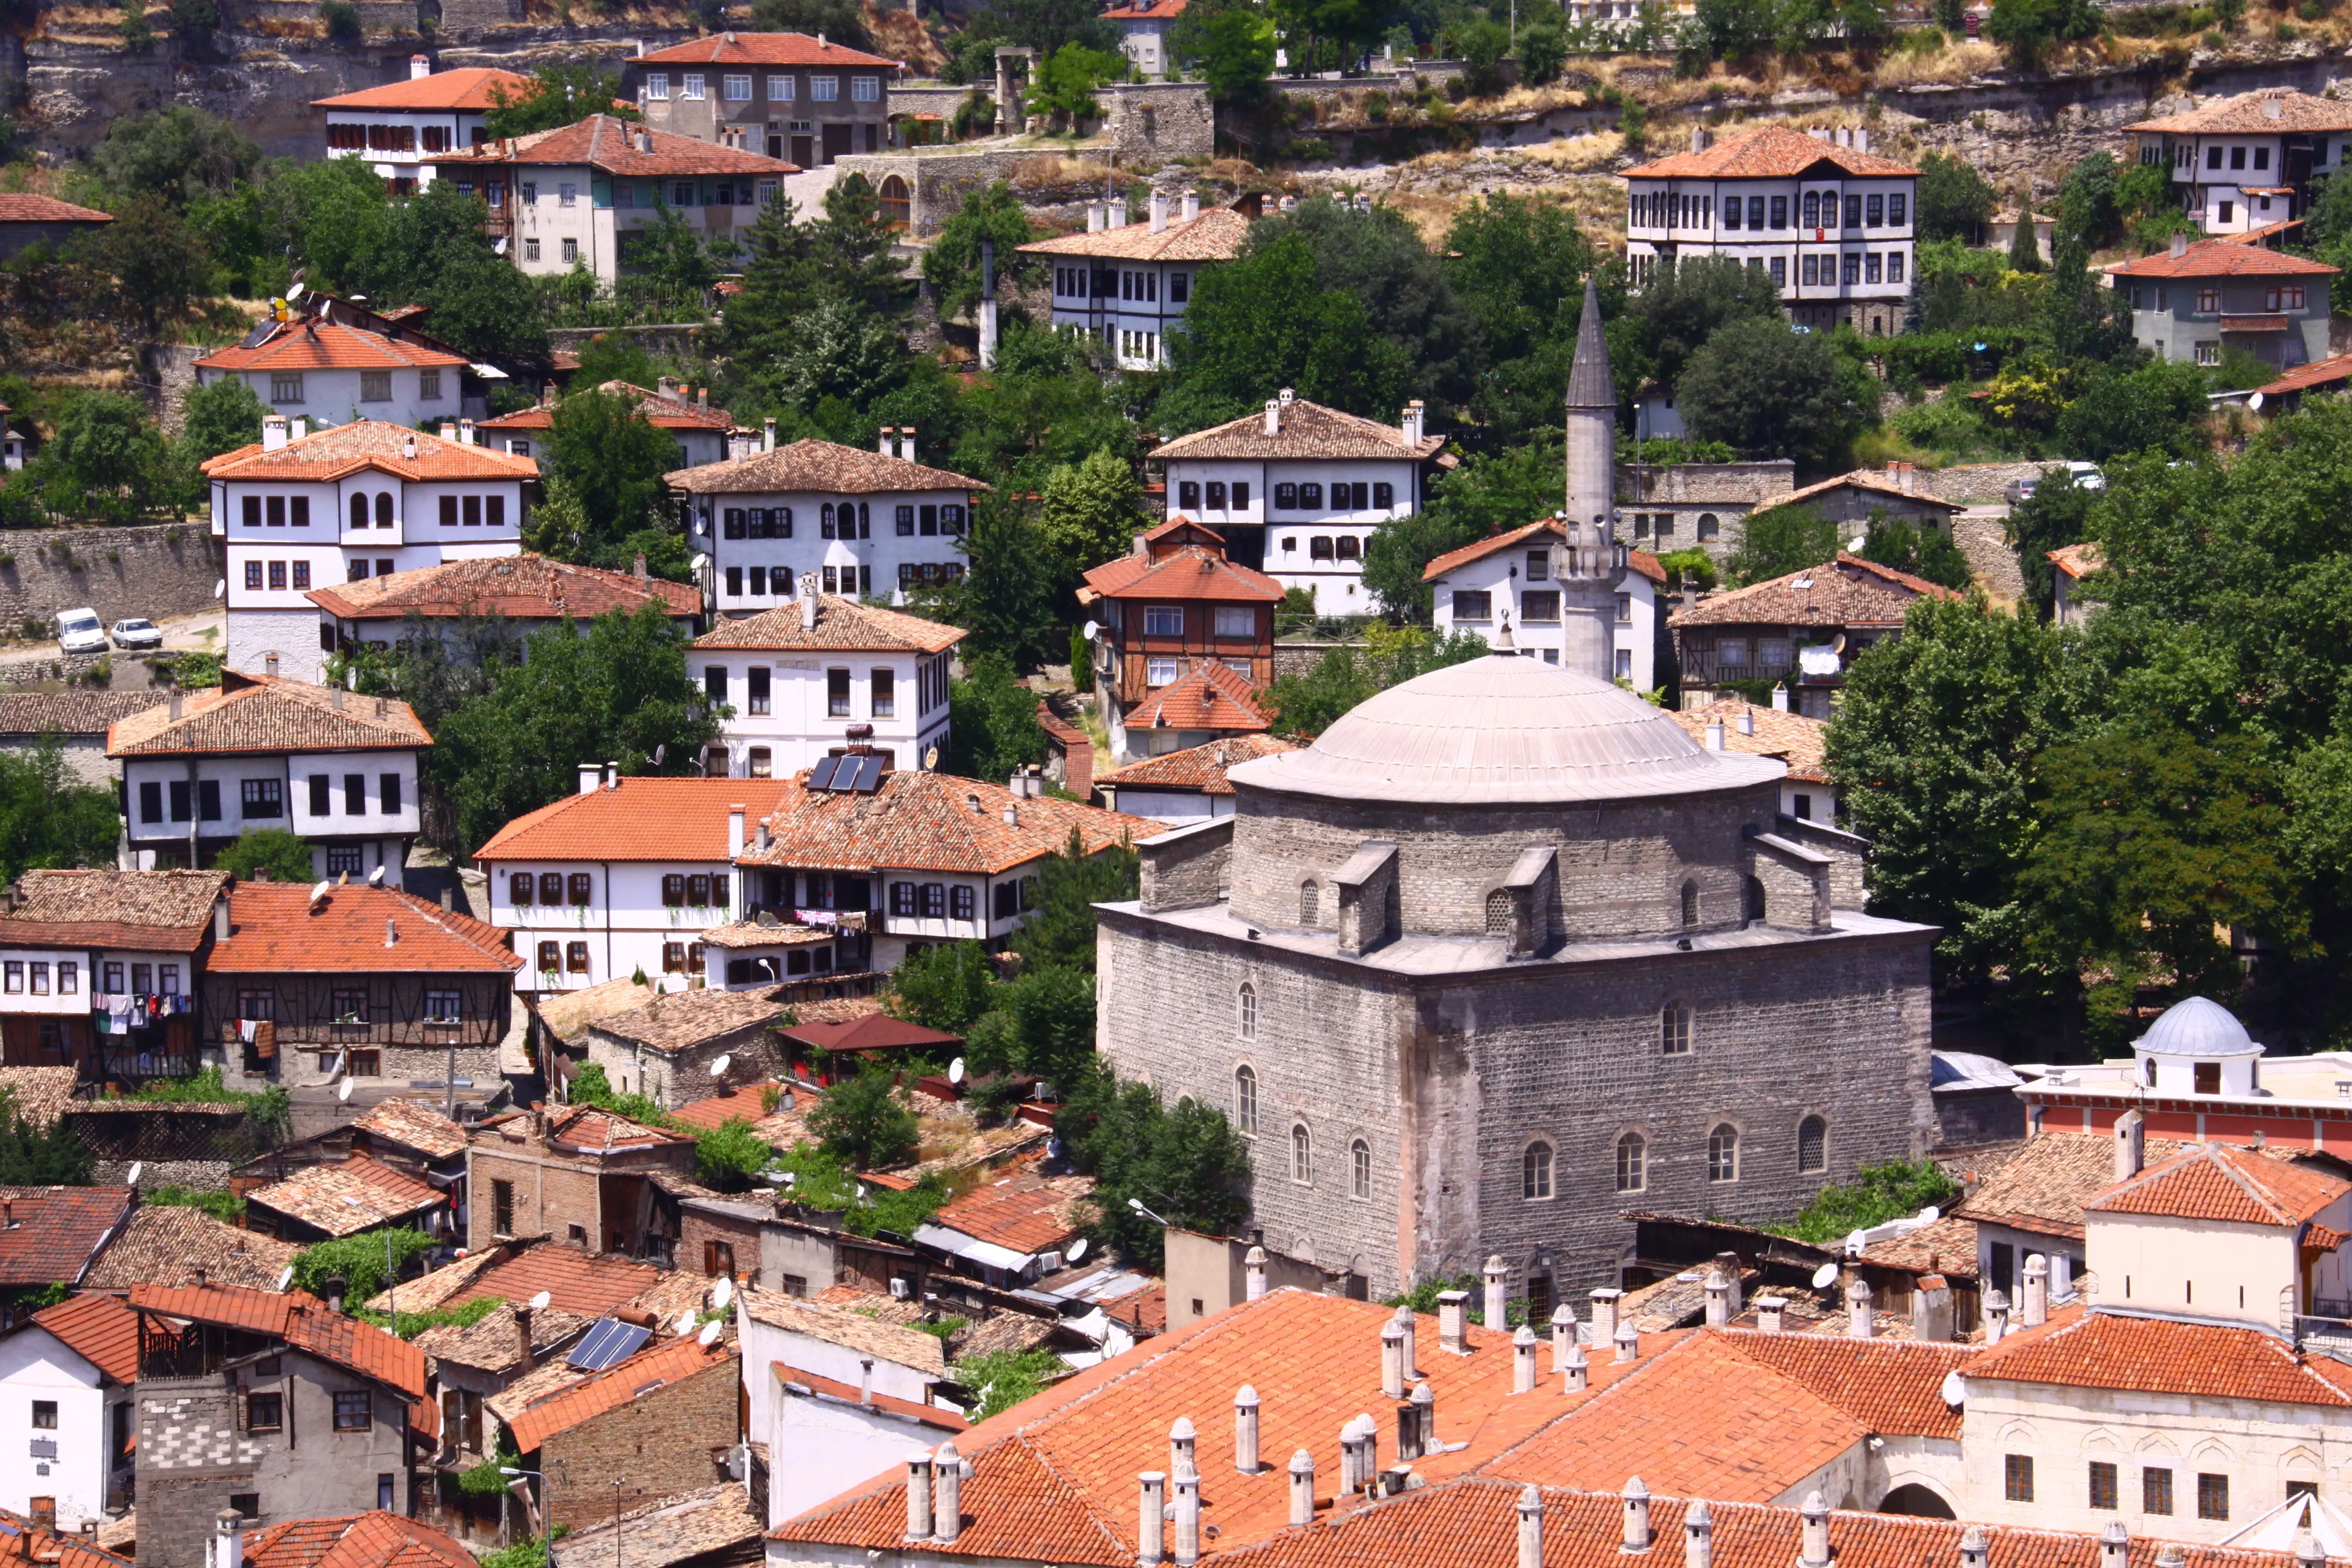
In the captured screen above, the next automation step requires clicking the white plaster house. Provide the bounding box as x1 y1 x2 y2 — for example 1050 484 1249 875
0 869 226 1079
691 595 963 779
1424 518 1665 691
108 672 429 888
202 417 533 685
0 1293 138 1527
1019 198 1249 371
314 59 529 191
1096 734 1300 825
2125 88 2352 236
1147 391 1451 601
1101 0 1185 78
1 404 28 471
192 319 472 437
472 774 788 993
667 431 987 613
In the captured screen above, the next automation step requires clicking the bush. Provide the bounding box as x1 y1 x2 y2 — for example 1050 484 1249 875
693 1117 774 1192
1762 1159 1961 1244
956 1348 1064 1419
291 1227 437 1306
146 1184 243 1223
810 1061 920 1171
318 0 361 39
216 829 315 885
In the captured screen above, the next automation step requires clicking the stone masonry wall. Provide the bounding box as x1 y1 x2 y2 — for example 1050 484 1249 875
469 1145 605 1250
135 1380 256 1568
541 1351 739 1530
1099 81 1215 164
679 1205 764 1283
0 525 223 638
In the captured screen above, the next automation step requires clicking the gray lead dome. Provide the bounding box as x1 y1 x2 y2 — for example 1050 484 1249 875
2135 994 2261 1057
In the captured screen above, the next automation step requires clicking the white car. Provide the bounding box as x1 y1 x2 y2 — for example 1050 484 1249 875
109 617 164 650
2063 461 2107 492
54 609 105 656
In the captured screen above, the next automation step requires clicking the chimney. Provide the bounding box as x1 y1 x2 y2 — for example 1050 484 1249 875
905 1453 934 1540
1380 1319 1406 1398
264 652 279 678
1393 1304 1416 1376
1736 709 1755 737
763 417 777 453
190 1261 202 1286
2022 1254 2048 1327
1912 1275 1954 1343
1110 196 1129 227
1234 1386 1260 1473
1705 719 1725 751
1622 1477 1652 1553
1690 125 1709 153
1150 194 1169 234
1088 202 1106 233
1400 400 1425 446
1483 1256 1509 1327
1961 1527 1992 1568
1561 1339 1588 1393
2267 95 2285 119
1512 1325 1538 1393
213 897 230 941
440 421 459 442
932 1443 962 1544
2114 1108 2145 1179
1847 1277 1873 1339
661 375 681 398
1613 1321 1639 1363
2171 231 2189 258
1550 1303 1577 1370
1754 1296 1787 1334
2296 1532 2324 1568
1703 1270 1733 1329
801 586 819 631
410 52 431 78
728 806 746 859
1589 1287 1621 1344
513 1304 535 1368
1264 399 1281 437
1408 1382 1433 1453
604 761 618 788
1771 683 1789 712
290 415 307 441
170 690 185 721
1172 1473 1201 1566
1182 190 1199 222
262 415 289 452
1280 388 1294 406
213 1511 245 1568
440 886 453 912
1394 1396 1421 1463
1137 1472 1166 1565
1685 1500 1713 1568
1287 1452 1314 1526
385 918 398 948
698 387 709 409
1169 1417 1196 1480
2155 1548 2187 1568
402 434 415 459
1245 1245 1267 1301
579 763 601 796
880 427 895 456
2102 1522 2130 1568
1517 1485 1544 1568
1799 1493 1831 1568
1436 1289 1468 1353
1003 802 1019 827
331 685 345 710
1983 1287 2010 1345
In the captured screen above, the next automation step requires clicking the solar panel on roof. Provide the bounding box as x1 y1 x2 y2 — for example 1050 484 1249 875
568 1317 651 1371
238 321 280 351
807 755 840 791
850 753 884 793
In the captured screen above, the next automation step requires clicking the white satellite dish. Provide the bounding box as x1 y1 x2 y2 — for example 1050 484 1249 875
368 865 385 886
710 1054 733 1077
275 1265 295 1291
924 747 940 770
126 1162 143 1186
710 1277 734 1311
948 1057 965 1085
337 1077 355 1102
213 578 226 600
690 554 709 573
1939 1370 1966 1408
1066 1237 1088 1264
697 1317 724 1348
1847 537 1867 552
2250 391 2266 412
528 1290 551 1311
287 282 306 301
675 1310 698 1336
1082 620 1100 642
1810 1262 1839 1290
654 744 666 766
310 880 331 904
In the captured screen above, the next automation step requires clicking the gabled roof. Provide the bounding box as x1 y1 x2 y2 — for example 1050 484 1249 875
1775 469 1966 514
2086 1140 2350 1227
431 114 798 177
314 66 533 111
413 1299 593 1374
1958 1133 2208 1241
2256 352 2352 399
130 1283 428 1398
1098 733 1301 795
1423 518 1566 581
635 29 900 67
351 1097 469 1161
242 1511 476 1568
0 195 113 225
1709 1328 1975 1439
1102 0 1186 15
1019 206 1251 264
738 1283 949 1373
29 1289 140 1384
440 1240 663 1317
1623 124 1920 180
1082 542 1285 605
1150 398 1444 463
664 437 985 496
778 1011 960 1054
2110 236 2337 279
246 1153 448 1236
508 1332 734 1452
0 869 227 953
194 320 470 375
478 381 734 433
1963 1304 2352 1407
692 597 967 654
473 776 793 863
0 1186 135 1287
2048 541 2103 581
81 1203 302 1293
208 884 521 975
309 552 699 622
2124 86 2352 135
0 691 187 739
1664 700 1830 785
918 1159 1086 1259
200 418 537 484
740 769 1156 877
107 673 429 757
533 1481 767 1568
588 984 790 1055
475 1102 696 1153
1123 660 1272 733
1667 553 1959 631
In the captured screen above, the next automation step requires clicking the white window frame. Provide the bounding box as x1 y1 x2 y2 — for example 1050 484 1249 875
682 74 707 99
645 73 670 99
812 76 839 101
724 74 752 100
1145 657 1179 687
767 74 794 100
851 75 880 102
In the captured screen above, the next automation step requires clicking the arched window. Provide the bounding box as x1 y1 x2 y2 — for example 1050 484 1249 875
1708 1123 1740 1183
1300 881 1320 926
1485 889 1513 936
878 174 911 230
375 492 394 528
1351 1139 1371 1200
1680 881 1698 927
1660 1002 1692 1056
1798 1115 1827 1174
1697 513 1720 541
349 494 368 530
1616 1133 1646 1193
1744 876 1767 924
1235 1065 1257 1136
1237 982 1257 1041
1291 1124 1313 1185
1523 1141 1555 1200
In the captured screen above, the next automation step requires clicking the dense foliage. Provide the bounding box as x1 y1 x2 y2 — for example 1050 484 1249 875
1763 1160 1963 1244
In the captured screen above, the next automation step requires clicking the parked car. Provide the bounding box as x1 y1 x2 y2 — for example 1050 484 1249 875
2002 476 2039 507
2064 461 2108 492
109 617 163 650
54 608 105 655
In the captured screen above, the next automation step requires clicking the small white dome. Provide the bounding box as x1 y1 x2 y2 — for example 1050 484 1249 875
2135 995 2261 1058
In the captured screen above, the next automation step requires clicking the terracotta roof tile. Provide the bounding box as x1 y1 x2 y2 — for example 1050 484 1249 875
1020 206 1251 263
473 776 793 862
737 1284 949 1373
923 1159 1088 1257
0 1069 77 1131
1664 701 1829 784
200 418 538 484
0 869 227 952
432 115 797 178
1776 469 1965 513
2048 542 2103 579
2256 352 2352 398
194 320 470 375
307 552 699 622
243 1511 475 1568
539 1483 766 1568
471 1102 694 1152
1964 1304 2352 1406
1855 1212 1980 1280
1102 0 1186 14
30 1289 140 1384
2111 237 2337 279
1422 518 1566 581
669 1080 810 1132
1667 553 1958 631
697 919 837 950
1623 124 1919 179
589 984 789 1054
2125 86 2352 134
507 1333 734 1452
81 1204 301 1292
351 1098 469 1161
1150 399 1443 463
0 195 113 225
778 1012 959 1054
107 675 430 758
636 30 900 66
246 1153 447 1236
778 1365 968 1431
0 692 174 738
2086 1140 2350 1226
479 381 734 432
1082 543 1285 605
1123 661 1271 733
442 1242 662 1317
693 597 967 654
1098 734 1300 795
209 884 520 974
0 1186 134 1287
130 1283 427 1397
1958 1133 2227 1240
1710 1327 1974 1438
665 437 984 496
740 769 1157 876
314 67 533 110
413 1300 593 1373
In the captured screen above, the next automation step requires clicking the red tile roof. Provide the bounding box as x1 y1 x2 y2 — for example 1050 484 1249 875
209 884 521 975
474 1102 695 1153
1423 518 1569 582
1623 125 1919 179
1668 553 1958 630
245 1153 447 1236
0 195 114 225
924 1159 1086 1256
1711 1328 1974 1438
741 769 1158 877
0 1186 135 1287
508 1333 734 1452
432 115 797 178
2086 1141 2350 1226
1019 206 1251 264
1965 1305 2352 1406
1776 469 1965 513
350 1097 469 1160
2111 237 2337 279
1123 661 1271 733
778 1012 962 1054
1150 400 1444 464
780 1364 969 1431
636 29 900 67
692 597 967 654
194 320 470 375
479 381 734 433
130 1283 428 1398
1102 0 1186 17
2048 542 2103 580
2256 352 2352 398
669 1080 809 1133
2125 86 2352 134
201 418 538 484
243 1510 476 1568
0 869 226 953
314 67 533 111
30 1289 140 1384
1098 734 1301 796
446 1241 663 1316
1664 701 1830 785
1082 543 1285 605
664 437 985 496
309 552 699 622
473 776 793 862
107 674 430 757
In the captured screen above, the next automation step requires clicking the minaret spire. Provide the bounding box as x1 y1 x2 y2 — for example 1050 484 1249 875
1558 276 1619 683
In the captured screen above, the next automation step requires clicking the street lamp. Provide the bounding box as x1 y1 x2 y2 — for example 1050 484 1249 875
1126 1196 1172 1227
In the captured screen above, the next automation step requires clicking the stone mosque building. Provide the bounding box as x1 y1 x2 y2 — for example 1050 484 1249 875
1094 287 1937 1305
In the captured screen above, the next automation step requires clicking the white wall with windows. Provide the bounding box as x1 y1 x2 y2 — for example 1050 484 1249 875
195 364 459 432
480 858 741 993
2139 129 2352 235
1429 543 1659 692
122 750 422 887
1161 456 1425 603
1626 172 1916 333
323 110 492 189
1047 261 1204 371
0 1325 124 1529
0 948 85 1014
685 488 975 611
696 650 951 779
869 862 1044 971
434 160 786 287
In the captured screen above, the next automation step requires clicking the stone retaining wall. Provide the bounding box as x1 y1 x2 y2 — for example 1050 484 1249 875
0 524 224 636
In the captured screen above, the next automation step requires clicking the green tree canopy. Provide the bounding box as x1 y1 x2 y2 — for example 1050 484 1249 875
1915 152 1996 244
889 941 999 1033
32 391 171 521
89 105 260 206
1167 0 1276 98
1722 503 1839 587
1036 448 1145 597
0 740 123 881
811 1062 921 1170
1006 828 1139 973
1262 624 1488 735
923 181 1040 325
538 389 685 570
1677 317 1865 467
1858 515 1973 592
217 829 319 884
1363 434 1562 620
1057 1063 1250 1268
483 63 638 140
2004 469 2098 615
946 652 1047 777
178 375 266 466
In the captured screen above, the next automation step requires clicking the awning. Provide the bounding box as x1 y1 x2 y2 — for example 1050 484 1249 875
912 1223 1038 1274
2220 315 2291 333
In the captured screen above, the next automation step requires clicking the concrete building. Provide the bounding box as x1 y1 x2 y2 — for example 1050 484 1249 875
1102 0 1186 76
192 321 471 439
2124 88 2352 235
1096 650 1937 1299
110 672 431 886
309 552 702 664
1624 125 1920 335
0 869 224 1077
314 59 529 192
2112 234 2335 371
690 597 962 780
0 195 112 263
466 1103 699 1259
1668 553 1959 717
0 1292 138 1526
1145 393 1449 589
477 379 736 467
625 33 901 166
1019 199 1250 371
202 418 533 685
426 116 797 285
668 432 987 613
1080 519 1283 763
1097 734 1301 825
1425 519 1667 690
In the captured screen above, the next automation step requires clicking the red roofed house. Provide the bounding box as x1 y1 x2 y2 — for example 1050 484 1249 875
0 869 225 1077
192 322 472 454
238 1509 476 1568
129 1282 430 1568
477 377 736 469
1667 553 1959 718
1664 698 1838 826
1114 660 1272 766
1079 519 1284 764
1622 124 1920 335
200 417 535 686
2112 232 2336 371
200 881 519 1091
2124 87 2352 237
622 33 902 167
1097 734 1300 824
1102 0 1186 78
0 1291 139 1525
774 1010 959 1088
464 1103 698 1261
1424 517 1668 692
425 116 798 287
306 552 700 670
315 57 532 192
0 195 113 263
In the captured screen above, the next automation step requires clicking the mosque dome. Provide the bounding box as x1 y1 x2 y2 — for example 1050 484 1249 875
2134 994 2262 1058
1224 653 1786 805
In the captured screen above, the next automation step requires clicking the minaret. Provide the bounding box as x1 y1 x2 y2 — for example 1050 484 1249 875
1558 277 1619 683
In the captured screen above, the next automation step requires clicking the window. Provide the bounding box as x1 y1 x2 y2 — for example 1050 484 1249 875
271 374 304 404
682 73 706 98
950 885 975 921
1681 881 1698 927
2005 1456 2034 1503
1213 606 1255 639
1452 590 1492 622
360 371 393 403
1311 537 1334 561
1803 192 1821 227
1300 881 1320 925
241 778 284 818
1706 1123 1738 1182
746 666 771 716
724 73 752 98
662 941 687 974
1238 982 1257 1041
510 872 535 907
30 1401 55 1430
827 667 851 717
1888 253 1905 285
646 72 669 98
1275 483 1298 510
2196 288 2220 314
852 74 880 101
747 747 771 778
812 75 838 100
686 873 712 907
344 772 365 815
1144 605 1183 636
1616 1133 1646 1192
1843 253 1861 285
1300 482 1324 509
1522 1141 1554 1200
872 668 895 718
663 873 687 907
561 238 579 263
2089 1461 2118 1511
2267 286 2307 311
1205 481 1227 510
2195 1061 2221 1094
1147 657 1180 686
2143 1468 2173 1516
268 560 287 591
246 1393 282 1431
1235 1065 1257 1133
524 238 541 263
1797 1115 1827 1173
309 773 331 816
1177 481 1200 511
568 873 592 907
1520 591 1559 622
2198 1475 2228 1521
1291 1125 1313 1184
1661 1002 1692 1055
333 1392 372 1432
1891 194 1907 226
2196 342 2220 367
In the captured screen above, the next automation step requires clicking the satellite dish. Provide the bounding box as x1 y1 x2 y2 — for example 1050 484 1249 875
710 1277 734 1310
276 1265 295 1291
1082 620 1100 642
690 554 709 573
948 1057 965 1085
674 1310 697 1336
924 747 940 771
337 1077 355 1102
697 1317 724 1348
1831 632 1848 654
1067 1237 1088 1263
2250 391 2266 412
710 1054 733 1076
310 880 331 903
1810 1262 1839 1290
1940 1370 1966 1407
528 1290 551 1311
213 578 226 600
126 1162 143 1186
654 744 666 766
287 282 306 301
1847 537 1867 552
368 865 385 886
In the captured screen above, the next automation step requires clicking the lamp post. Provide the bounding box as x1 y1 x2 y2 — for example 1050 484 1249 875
1126 1196 1172 1227
497 1468 554 1563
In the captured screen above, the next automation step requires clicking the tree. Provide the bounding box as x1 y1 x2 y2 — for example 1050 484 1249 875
1915 153 1995 245
963 963 1096 1089
483 63 636 140
178 375 266 467
2056 152 2120 252
772 295 907 417
1443 196 1598 440
1262 624 1487 735
1515 7 1567 83
889 941 998 1032
1722 504 1839 587
946 652 1046 778
121 1 154 51
2004 469 2097 615
630 202 722 300
1981 0 2098 68
1455 17 1510 94
810 1061 921 1170
1027 42 1125 124
168 0 220 43
716 188 812 376
1607 255 1782 413
2054 358 2207 464
1858 515 1973 592
921 181 1039 326
2006 190 2045 274
89 195 210 339
0 1094 92 1186
946 503 1057 669
541 390 682 568
0 739 123 881
1037 449 1144 596
1006 828 1138 972
973 0 1121 53
368 181 549 363
292 1227 437 1306
32 391 170 521
694 1118 774 1191
89 105 259 206
318 0 361 40
217 829 318 884
809 175 915 321
1363 434 1561 620
1167 0 1276 99
2037 234 2133 364
1689 0 1775 59
1678 318 1863 468
1057 1063 1249 1268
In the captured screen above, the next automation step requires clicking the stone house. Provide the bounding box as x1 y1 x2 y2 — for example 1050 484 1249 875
1424 519 1666 690
1096 734 1302 826
477 379 736 469
465 1104 699 1261
0 869 225 1077
228 1098 470 1235
0 693 182 788
239 1153 448 1246
2112 235 2335 371
679 1193 772 1286
413 1299 592 1538
309 552 701 668
0 1291 138 1526
2049 542 2102 628
2125 87 2352 236
508 1331 739 1532
689 597 964 781
1079 519 1284 763
624 33 902 167
1020 198 1249 372
1618 458 1796 564
129 1281 430 1568
582 984 789 1107
0 195 112 262
909 1156 1086 1288
1766 466 1967 532
314 60 529 192
1667 553 1959 718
